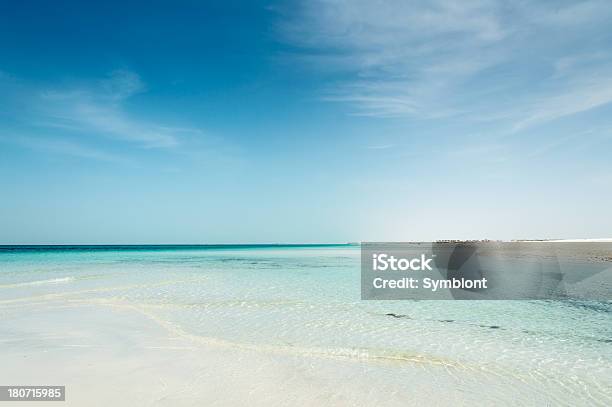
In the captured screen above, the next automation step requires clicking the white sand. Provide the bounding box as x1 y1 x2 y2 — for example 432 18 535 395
0 297 560 406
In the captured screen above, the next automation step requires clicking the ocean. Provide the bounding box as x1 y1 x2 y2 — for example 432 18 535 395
1 244 611 406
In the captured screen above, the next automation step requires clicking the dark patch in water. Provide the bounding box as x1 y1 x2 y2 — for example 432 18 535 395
385 313 409 319
439 319 455 323
549 299 612 314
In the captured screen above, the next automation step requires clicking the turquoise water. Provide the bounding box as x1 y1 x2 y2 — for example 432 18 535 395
1 245 611 404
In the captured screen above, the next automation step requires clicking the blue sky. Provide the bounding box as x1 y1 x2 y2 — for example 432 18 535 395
1 0 611 244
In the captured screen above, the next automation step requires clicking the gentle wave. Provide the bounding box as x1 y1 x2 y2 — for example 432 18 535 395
109 299 466 368
0 277 76 288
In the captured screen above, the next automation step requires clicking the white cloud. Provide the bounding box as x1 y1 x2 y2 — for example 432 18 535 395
277 0 612 128
38 70 184 148
514 75 612 131
0 69 224 164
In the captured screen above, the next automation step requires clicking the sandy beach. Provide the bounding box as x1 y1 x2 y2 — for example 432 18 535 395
0 295 592 407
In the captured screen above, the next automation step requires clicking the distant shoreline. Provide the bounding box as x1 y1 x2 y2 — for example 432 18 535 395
2 240 612 250
514 239 612 242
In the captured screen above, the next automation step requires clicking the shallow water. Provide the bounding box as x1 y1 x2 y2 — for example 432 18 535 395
1 245 611 405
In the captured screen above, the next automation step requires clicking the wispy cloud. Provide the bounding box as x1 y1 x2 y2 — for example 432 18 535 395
513 74 612 132
366 144 394 150
38 70 183 148
0 69 219 163
1 134 130 164
276 0 612 129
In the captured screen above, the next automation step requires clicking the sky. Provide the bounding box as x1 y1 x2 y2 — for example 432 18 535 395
1 0 611 244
